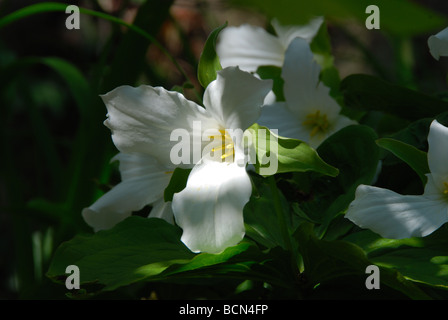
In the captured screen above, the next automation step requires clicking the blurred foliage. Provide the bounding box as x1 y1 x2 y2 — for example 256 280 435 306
2 0 448 301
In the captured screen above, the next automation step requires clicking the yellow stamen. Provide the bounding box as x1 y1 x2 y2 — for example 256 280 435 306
208 129 227 139
209 129 235 162
221 150 235 160
211 144 233 152
444 182 448 195
303 110 330 137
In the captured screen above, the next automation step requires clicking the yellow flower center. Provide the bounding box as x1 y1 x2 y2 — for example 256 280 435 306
444 182 448 195
302 110 330 137
209 129 235 161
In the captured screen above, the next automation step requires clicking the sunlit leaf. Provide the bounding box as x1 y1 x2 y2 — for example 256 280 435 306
47 217 290 295
249 123 339 177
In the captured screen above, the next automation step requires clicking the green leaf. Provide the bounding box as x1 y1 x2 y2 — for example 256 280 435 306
231 0 446 36
197 22 227 88
297 125 380 236
249 123 339 177
296 223 431 299
244 177 296 249
345 228 448 291
47 217 289 295
376 138 429 185
156 241 294 289
47 217 195 293
384 112 448 152
318 124 380 194
341 74 448 121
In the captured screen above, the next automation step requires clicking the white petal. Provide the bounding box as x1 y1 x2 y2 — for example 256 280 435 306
263 90 277 105
282 37 342 119
217 24 285 72
82 153 173 231
149 198 174 224
345 185 448 239
423 173 448 201
282 37 322 108
257 102 309 140
112 152 170 180
428 27 448 60
102 85 217 167
427 120 448 180
279 37 356 147
172 159 251 253
272 16 324 48
203 67 272 131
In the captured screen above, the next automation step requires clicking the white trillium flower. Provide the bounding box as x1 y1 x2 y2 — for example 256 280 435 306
171 68 272 253
428 26 448 60
82 66 272 254
258 37 356 148
345 120 448 239
216 17 323 73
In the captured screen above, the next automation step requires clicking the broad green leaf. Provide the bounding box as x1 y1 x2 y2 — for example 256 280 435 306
341 74 448 121
317 124 380 198
345 228 448 290
232 0 446 36
47 217 289 295
297 125 380 236
386 112 448 152
244 177 296 249
47 217 195 293
376 138 429 185
197 22 227 88
248 123 339 177
157 242 294 289
373 113 448 195
295 223 431 299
